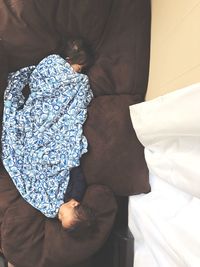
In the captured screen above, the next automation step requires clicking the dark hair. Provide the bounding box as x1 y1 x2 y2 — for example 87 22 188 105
65 203 97 240
62 38 94 70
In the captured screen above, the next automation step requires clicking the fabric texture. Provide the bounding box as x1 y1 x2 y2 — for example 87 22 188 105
0 42 8 156
81 94 150 195
129 84 200 267
129 173 200 267
130 83 200 198
2 54 93 217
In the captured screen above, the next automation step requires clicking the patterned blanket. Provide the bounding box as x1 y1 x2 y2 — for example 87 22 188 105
2 55 93 217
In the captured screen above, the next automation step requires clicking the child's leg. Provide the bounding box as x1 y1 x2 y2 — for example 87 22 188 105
64 166 86 202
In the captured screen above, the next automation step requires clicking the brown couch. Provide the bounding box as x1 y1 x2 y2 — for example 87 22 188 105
0 0 151 266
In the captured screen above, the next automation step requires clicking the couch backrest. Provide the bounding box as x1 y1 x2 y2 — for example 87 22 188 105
0 0 151 97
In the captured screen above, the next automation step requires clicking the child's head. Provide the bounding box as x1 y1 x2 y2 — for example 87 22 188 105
58 199 97 239
62 38 94 73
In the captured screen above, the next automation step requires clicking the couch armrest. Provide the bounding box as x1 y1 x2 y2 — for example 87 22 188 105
112 227 134 267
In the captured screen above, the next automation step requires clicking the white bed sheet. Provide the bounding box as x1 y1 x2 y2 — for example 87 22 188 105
128 173 200 267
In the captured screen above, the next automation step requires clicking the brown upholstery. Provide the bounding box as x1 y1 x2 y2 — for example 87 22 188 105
0 0 151 266
81 94 150 195
0 44 7 159
0 175 117 267
0 0 150 98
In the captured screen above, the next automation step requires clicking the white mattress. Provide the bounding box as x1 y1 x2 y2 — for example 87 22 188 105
128 173 200 267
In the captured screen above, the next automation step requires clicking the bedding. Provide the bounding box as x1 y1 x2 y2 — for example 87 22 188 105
130 83 200 198
129 173 200 267
129 84 200 267
2 54 93 218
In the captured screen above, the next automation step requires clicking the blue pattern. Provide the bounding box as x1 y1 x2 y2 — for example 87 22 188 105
2 55 93 218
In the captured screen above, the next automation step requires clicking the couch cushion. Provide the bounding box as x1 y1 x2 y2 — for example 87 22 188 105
0 0 60 70
88 0 151 97
0 42 8 155
0 0 151 97
81 94 150 196
1 176 117 267
0 41 8 97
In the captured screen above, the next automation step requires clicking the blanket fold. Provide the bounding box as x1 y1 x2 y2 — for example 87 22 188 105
2 54 93 217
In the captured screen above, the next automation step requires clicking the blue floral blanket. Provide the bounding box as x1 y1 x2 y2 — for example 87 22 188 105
2 55 93 217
